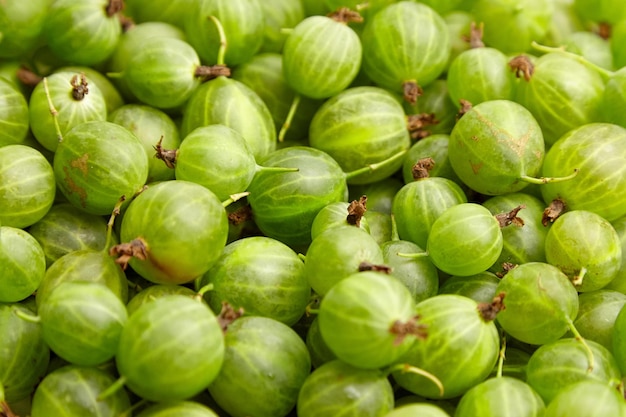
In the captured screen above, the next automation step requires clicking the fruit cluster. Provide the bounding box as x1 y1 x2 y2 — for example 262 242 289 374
2 0 626 416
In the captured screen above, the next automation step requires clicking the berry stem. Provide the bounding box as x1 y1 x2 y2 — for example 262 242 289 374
572 266 587 287
278 94 301 142
13 309 41 323
396 251 429 259
520 168 579 185
104 195 127 252
566 317 595 373
344 149 408 180
195 283 214 299
496 333 507 378
222 192 251 208
0 399 17 417
255 165 299 174
119 399 149 417
385 363 444 397
43 77 64 144
530 41 615 81
98 376 127 401
390 214 400 241
209 15 228 66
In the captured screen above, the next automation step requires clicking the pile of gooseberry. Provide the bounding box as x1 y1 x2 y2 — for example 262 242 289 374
3 0 626 416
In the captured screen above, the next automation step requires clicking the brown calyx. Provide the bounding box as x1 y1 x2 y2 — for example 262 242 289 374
70 73 89 100
327 7 363 24
347 195 367 227
106 0 125 17
154 136 177 169
456 99 473 120
109 238 148 270
597 22 611 40
403 81 423 106
358 262 392 274
509 55 534 81
389 315 428 346
542 197 566 226
462 21 485 48
195 65 231 82
228 204 253 226
412 157 436 180
477 292 506 322
495 205 526 228
495 262 518 278
16 66 42 87
119 14 135 32
407 113 439 140
217 301 245 332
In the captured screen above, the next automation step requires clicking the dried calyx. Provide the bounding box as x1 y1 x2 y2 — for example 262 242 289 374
456 99 473 120
496 262 518 278
347 195 367 227
542 198 566 226
71 73 89 100
358 262 393 274
509 55 534 81
195 65 231 82
106 0 124 17
109 238 149 270
477 292 506 322
407 113 439 140
412 157 436 181
495 205 526 228
462 21 485 48
389 315 428 346
217 302 245 332
328 7 363 24
228 204 253 226
154 136 178 169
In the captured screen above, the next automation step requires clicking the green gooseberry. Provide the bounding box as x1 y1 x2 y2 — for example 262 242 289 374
297 360 394 417
0 226 46 303
0 303 50 405
540 123 626 222
282 12 362 99
318 271 424 369
53 120 149 216
200 236 310 327
29 70 107 152
181 76 277 160
36 282 128 366
573 290 626 351
208 316 311 417
495 262 579 345
303 226 384 296
0 145 55 228
544 210 622 292
526 338 621 403
394 294 500 399
184 0 265 66
41 0 123 66
0 77 29 147
427 203 503 277
115 295 225 402
111 180 228 285
30 365 130 417
361 1 450 104
448 99 548 196
454 376 545 417
309 86 412 184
